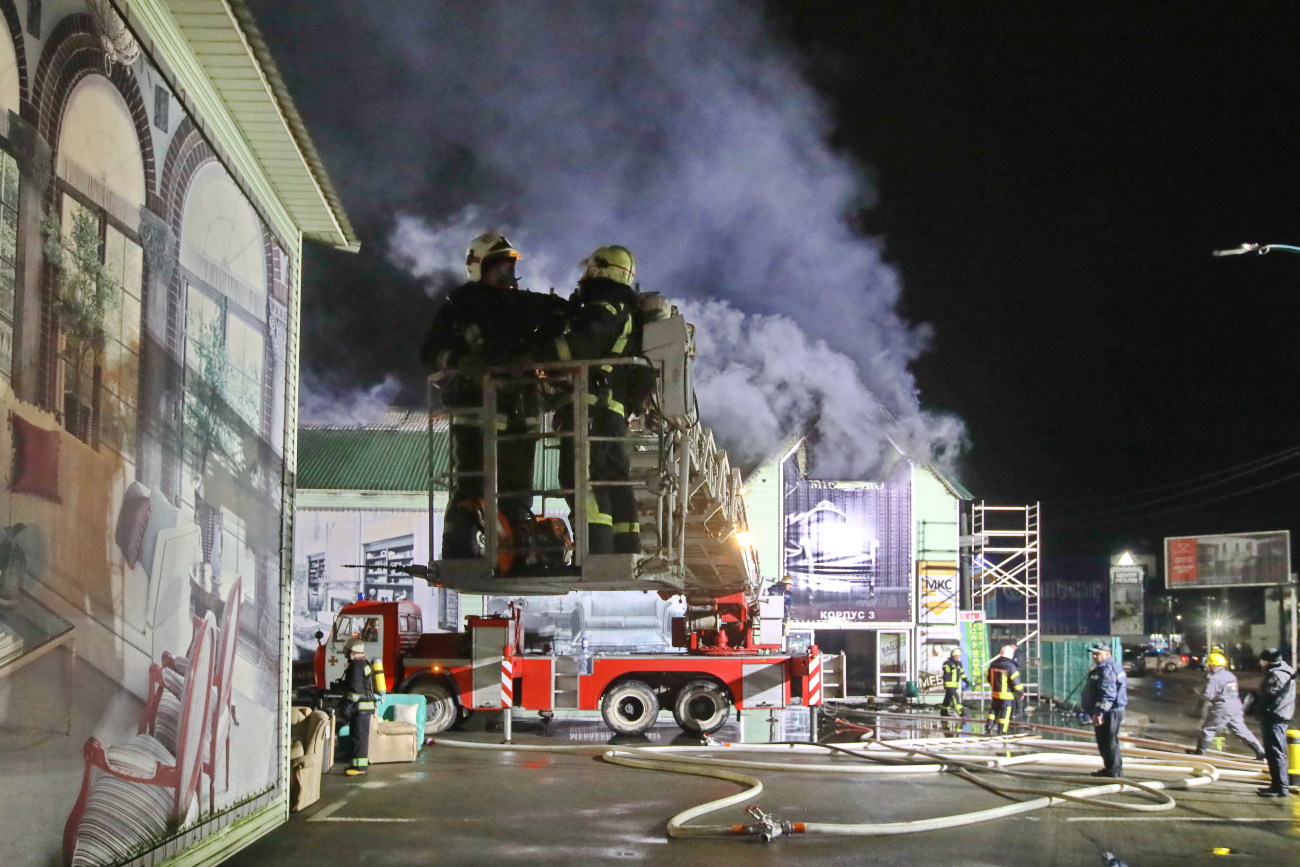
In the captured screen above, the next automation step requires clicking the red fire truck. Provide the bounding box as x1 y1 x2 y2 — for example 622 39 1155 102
312 296 837 735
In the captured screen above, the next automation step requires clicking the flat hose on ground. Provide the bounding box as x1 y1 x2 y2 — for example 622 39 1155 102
435 735 1220 840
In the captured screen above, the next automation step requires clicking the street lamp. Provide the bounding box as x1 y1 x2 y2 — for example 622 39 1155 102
1212 242 1300 256
1212 243 1300 669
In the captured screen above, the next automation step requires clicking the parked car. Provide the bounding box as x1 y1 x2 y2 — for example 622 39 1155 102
1146 649 1190 673
1121 644 1148 676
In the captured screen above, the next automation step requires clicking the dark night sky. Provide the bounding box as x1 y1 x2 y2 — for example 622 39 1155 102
774 3 1300 561
249 2 1300 566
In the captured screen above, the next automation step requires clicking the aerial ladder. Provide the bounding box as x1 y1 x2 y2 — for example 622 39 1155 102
315 297 835 735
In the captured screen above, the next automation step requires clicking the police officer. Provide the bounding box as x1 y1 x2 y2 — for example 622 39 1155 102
1081 642 1128 778
985 644 1024 734
550 245 643 554
941 648 969 717
422 231 568 558
1191 651 1265 760
1253 647 1297 798
333 638 387 777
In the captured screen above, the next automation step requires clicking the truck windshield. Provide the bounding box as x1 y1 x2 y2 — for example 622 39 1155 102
333 615 381 643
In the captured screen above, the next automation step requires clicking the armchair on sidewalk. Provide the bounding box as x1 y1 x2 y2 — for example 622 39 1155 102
368 693 427 764
289 707 330 811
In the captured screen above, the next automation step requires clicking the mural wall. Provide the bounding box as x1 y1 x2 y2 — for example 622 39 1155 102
292 509 443 663
0 4 296 864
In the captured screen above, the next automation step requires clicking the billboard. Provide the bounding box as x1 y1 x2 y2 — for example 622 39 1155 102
782 452 913 627
1109 565 1145 635
917 561 960 694
1165 530 1291 589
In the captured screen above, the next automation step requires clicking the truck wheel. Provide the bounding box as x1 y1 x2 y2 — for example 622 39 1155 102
408 681 458 734
601 680 659 735
672 680 731 734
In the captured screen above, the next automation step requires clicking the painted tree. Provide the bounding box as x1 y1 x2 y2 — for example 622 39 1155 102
43 206 118 440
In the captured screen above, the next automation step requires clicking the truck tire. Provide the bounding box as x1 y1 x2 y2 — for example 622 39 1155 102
407 680 458 734
601 680 659 735
672 680 731 734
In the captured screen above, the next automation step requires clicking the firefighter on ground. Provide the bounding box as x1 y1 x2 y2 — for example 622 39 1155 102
1191 651 1265 760
333 638 386 777
985 644 1024 734
1081 642 1128 778
421 231 568 558
548 245 644 554
941 648 969 717
1252 647 1296 798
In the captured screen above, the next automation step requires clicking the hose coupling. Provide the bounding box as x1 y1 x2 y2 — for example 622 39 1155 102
741 805 793 842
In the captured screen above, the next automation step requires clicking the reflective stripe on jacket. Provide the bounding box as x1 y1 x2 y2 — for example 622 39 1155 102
987 656 1023 700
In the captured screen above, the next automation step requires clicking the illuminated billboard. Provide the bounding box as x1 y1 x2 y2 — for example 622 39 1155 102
781 451 913 627
1164 530 1291 588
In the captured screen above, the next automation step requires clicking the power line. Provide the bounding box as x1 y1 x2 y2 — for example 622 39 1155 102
1056 469 1300 529
1049 445 1300 506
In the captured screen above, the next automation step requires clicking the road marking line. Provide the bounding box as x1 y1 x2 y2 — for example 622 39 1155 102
1066 817 1292 823
307 797 351 822
308 817 419 823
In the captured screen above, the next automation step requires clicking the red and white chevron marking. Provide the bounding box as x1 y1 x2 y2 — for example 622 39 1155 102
501 655 514 708
807 653 823 706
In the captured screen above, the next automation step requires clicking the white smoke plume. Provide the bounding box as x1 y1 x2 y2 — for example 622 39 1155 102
252 0 966 478
299 373 402 427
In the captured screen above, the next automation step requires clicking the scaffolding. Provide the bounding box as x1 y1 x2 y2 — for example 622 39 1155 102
971 502 1041 694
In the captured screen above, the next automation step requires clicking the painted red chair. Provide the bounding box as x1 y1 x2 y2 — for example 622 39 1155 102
63 615 214 866
203 577 242 810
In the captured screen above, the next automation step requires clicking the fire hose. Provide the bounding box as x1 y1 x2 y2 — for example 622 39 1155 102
434 734 1221 841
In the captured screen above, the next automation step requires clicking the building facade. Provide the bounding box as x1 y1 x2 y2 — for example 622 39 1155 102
744 437 970 697
0 2 355 864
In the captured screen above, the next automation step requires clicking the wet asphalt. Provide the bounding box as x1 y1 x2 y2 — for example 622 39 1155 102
230 669 1300 867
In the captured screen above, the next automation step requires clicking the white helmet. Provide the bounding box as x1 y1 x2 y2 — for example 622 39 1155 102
580 245 636 287
343 637 365 655
466 231 521 282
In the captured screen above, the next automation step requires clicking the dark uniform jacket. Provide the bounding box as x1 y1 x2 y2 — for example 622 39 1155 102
338 657 380 710
422 281 569 406
942 658 966 689
987 656 1024 699
551 277 640 412
1256 659 1297 720
1081 656 1128 714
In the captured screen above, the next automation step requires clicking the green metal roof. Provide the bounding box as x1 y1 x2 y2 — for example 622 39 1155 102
297 427 439 492
298 409 443 492
296 409 561 494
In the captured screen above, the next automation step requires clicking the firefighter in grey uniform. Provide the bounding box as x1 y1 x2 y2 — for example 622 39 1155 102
1192 651 1265 760
1253 647 1297 798
940 648 968 717
1081 642 1127 777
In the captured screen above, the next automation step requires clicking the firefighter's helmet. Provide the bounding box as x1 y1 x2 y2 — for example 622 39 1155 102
950 648 962 658
1206 652 1227 668
580 245 636 286
466 231 522 282
344 637 366 655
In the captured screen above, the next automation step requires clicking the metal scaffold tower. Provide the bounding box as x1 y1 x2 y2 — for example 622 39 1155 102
971 503 1041 693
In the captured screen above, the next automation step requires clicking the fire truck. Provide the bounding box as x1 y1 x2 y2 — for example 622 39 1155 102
313 295 840 735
